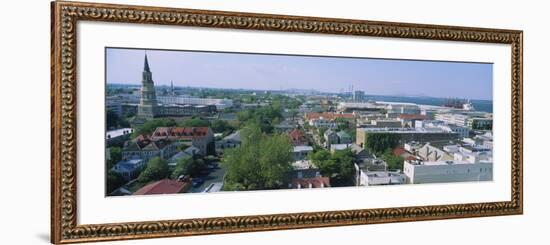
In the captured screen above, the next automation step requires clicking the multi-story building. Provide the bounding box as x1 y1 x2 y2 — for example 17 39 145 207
416 120 469 138
467 117 493 130
386 103 421 115
356 127 460 148
323 129 339 146
122 137 177 162
435 113 474 127
403 159 493 184
367 119 403 128
309 117 337 129
157 96 233 110
150 127 214 155
111 158 146 181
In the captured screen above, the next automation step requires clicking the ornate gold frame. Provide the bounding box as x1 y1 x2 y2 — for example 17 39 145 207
51 0 523 244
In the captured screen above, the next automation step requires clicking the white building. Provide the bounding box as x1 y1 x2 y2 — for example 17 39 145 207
330 143 352 153
157 96 233 110
356 170 406 186
403 159 492 184
416 120 469 138
308 117 337 129
435 113 470 127
386 103 421 115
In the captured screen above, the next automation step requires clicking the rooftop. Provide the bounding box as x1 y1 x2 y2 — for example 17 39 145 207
133 179 191 195
291 160 316 170
293 146 314 152
291 176 330 188
106 128 133 139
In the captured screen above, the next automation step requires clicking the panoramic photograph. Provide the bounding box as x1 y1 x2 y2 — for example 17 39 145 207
105 47 494 196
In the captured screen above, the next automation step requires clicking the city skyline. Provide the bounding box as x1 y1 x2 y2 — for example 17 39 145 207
106 47 493 100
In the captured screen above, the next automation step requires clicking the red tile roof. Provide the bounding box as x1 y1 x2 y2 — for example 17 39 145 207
151 127 211 140
133 179 191 195
393 147 406 156
291 176 331 188
288 129 306 144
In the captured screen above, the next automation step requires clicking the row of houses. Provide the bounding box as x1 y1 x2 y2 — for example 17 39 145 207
110 127 214 182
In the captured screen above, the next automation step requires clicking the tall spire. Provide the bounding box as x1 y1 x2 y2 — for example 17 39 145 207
144 53 150 72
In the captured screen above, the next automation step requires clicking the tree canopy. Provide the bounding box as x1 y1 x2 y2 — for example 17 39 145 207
308 148 356 187
136 157 169 185
106 170 126 194
381 149 405 170
222 124 292 191
237 105 282 134
106 109 130 130
178 118 210 127
364 133 400 154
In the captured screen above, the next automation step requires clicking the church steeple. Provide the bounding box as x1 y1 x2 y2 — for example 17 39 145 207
144 53 150 72
137 52 157 120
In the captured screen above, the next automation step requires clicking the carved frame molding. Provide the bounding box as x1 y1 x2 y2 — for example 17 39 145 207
51 1 523 243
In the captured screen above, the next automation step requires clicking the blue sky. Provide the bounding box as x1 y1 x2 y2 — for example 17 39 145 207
106 48 493 100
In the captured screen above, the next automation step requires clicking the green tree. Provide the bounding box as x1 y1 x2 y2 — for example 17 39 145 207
136 157 169 184
364 133 400 154
211 119 234 134
236 105 282 133
170 157 194 179
309 148 356 187
106 170 126 194
382 149 405 170
106 147 122 170
222 124 292 190
106 110 130 129
178 118 210 127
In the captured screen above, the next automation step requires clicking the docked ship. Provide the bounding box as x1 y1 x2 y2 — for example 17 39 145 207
443 98 475 111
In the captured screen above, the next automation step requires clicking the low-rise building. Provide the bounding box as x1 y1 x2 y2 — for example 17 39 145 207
215 130 241 153
111 158 146 181
289 160 321 179
288 129 308 146
133 178 193 195
292 146 314 161
151 127 214 155
122 137 177 162
309 117 337 129
349 144 373 163
403 159 493 184
289 176 331 189
324 129 339 146
355 169 406 186
337 131 353 144
416 143 454 162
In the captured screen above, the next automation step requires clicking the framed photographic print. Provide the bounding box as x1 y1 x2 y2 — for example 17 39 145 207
51 0 523 244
